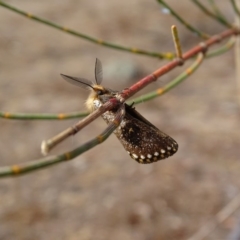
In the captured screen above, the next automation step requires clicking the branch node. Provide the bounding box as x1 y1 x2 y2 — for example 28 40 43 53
199 42 208 54
71 126 79 135
213 34 223 43
41 141 49 156
176 57 184 66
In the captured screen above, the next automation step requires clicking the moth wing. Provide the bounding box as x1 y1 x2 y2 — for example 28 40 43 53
61 74 93 90
95 58 103 85
124 103 158 130
114 104 178 164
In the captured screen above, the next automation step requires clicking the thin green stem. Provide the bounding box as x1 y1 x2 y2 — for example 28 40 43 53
0 1 174 60
157 0 209 39
0 111 89 120
192 0 233 28
230 0 240 18
206 36 236 58
208 0 229 20
0 105 124 177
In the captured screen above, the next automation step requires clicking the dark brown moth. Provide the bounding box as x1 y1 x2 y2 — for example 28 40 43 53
61 59 178 164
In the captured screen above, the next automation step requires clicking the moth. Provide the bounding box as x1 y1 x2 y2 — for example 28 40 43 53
61 59 178 164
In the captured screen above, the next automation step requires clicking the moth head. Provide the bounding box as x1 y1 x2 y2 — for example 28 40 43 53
86 84 116 112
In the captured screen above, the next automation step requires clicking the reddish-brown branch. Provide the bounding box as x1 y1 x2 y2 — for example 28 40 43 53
120 28 239 101
41 98 120 154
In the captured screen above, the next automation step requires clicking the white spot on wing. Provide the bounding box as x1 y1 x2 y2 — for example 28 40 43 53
132 153 138 159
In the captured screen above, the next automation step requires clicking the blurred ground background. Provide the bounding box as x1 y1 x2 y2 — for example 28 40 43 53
0 1 240 240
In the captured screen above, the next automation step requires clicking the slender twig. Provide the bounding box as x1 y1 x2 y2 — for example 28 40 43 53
0 105 125 177
157 0 209 39
208 0 233 27
171 25 183 59
192 0 233 28
231 0 240 18
208 0 222 15
187 192 240 240
234 0 240 105
0 1 174 60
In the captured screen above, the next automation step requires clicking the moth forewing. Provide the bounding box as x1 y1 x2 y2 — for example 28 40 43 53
95 58 103 85
102 103 178 164
60 74 94 90
124 104 160 130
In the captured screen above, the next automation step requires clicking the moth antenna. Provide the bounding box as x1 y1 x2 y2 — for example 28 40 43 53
95 58 103 85
61 74 94 90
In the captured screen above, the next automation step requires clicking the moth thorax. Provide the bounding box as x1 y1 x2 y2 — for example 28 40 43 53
85 91 102 112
